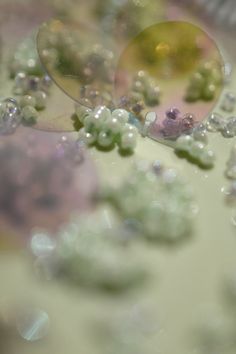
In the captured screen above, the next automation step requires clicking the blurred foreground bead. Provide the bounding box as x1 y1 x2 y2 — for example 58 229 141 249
30 210 147 291
0 98 22 135
102 163 196 243
221 92 236 113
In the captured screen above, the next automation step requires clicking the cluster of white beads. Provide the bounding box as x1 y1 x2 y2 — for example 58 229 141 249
76 105 138 152
30 210 147 291
175 129 215 168
102 161 196 242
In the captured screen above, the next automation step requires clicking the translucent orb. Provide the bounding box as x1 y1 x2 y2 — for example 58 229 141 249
114 21 224 142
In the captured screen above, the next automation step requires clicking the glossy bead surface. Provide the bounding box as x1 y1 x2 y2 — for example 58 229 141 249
33 91 47 110
0 98 22 134
120 132 137 150
98 131 113 147
22 105 38 125
176 135 193 152
190 141 205 158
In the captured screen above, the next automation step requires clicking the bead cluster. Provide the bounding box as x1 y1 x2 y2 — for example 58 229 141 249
143 107 196 139
206 112 236 138
75 105 138 152
185 61 222 102
30 210 147 291
101 161 196 242
175 124 215 168
132 70 161 107
40 23 115 108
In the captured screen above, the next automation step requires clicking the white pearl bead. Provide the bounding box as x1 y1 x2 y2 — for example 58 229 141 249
121 123 138 136
190 141 205 158
120 131 137 150
176 135 193 152
112 109 129 124
75 104 92 124
22 105 38 124
20 95 36 108
93 106 111 129
199 149 215 166
78 128 96 145
33 91 47 110
106 117 121 134
98 131 113 147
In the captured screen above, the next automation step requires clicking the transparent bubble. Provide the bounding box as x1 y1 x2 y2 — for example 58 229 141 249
37 20 224 141
115 21 224 142
37 19 116 110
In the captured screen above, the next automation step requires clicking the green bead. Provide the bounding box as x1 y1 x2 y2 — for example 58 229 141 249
20 95 36 108
22 105 38 125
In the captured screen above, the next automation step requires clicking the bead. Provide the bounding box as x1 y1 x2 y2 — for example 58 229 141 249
20 94 36 108
112 109 129 124
202 83 216 101
192 128 208 144
166 107 180 120
28 76 41 91
221 92 236 113
190 72 205 88
206 113 225 132
225 117 236 137
33 91 47 110
142 112 156 137
199 149 215 167
22 106 38 125
106 117 121 134
0 98 22 134
185 86 201 102
92 106 111 129
75 104 92 124
121 123 138 135
190 141 205 158
176 135 193 152
98 131 113 147
120 131 137 150
78 128 97 145
181 113 195 133
13 72 28 95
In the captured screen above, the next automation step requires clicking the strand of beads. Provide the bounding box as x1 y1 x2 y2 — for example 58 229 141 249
101 161 197 243
75 105 139 152
175 123 215 168
185 61 222 102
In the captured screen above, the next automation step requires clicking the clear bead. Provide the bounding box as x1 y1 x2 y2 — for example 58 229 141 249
221 92 236 113
206 112 225 132
0 98 22 135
